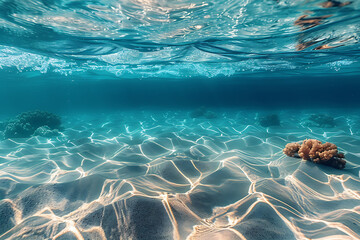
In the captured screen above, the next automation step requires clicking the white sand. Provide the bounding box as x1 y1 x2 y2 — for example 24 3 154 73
0 110 359 240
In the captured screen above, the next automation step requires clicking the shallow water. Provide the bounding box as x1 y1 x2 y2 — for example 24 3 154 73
0 0 360 78
0 109 360 239
1 0 360 240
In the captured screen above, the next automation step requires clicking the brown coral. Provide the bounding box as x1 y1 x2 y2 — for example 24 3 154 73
283 143 301 157
283 139 346 169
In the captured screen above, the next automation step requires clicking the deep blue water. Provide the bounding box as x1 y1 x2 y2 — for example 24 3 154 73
0 1 360 240
1 73 360 114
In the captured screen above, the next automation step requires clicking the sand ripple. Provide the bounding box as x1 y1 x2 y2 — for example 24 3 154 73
0 111 359 239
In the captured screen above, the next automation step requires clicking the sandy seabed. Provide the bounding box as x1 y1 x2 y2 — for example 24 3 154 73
0 110 359 240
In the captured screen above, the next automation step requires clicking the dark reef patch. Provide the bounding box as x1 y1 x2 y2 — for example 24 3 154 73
306 114 336 128
189 107 217 119
259 114 280 127
4 110 61 139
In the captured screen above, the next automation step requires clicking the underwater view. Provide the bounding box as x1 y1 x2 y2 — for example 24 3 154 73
1 0 360 239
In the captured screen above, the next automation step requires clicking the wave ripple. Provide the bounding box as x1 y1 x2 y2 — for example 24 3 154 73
0 110 359 239
0 0 359 77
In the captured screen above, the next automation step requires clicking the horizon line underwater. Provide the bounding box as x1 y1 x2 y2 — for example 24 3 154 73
0 0 360 239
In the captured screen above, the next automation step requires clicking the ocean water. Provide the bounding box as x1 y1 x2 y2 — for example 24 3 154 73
1 0 360 240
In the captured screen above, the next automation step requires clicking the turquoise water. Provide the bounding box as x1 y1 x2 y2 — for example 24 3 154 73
0 0 359 78
1 1 360 240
